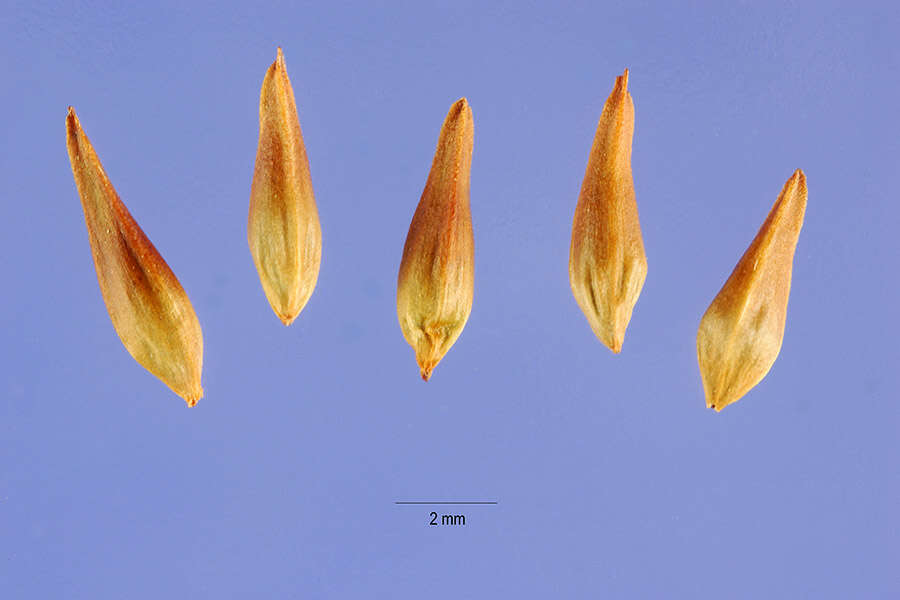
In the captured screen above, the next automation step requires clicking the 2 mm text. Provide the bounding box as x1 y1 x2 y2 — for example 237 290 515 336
429 511 465 526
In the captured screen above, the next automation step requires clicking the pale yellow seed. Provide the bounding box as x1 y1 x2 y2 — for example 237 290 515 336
697 169 808 411
66 107 204 406
248 47 322 326
569 69 647 353
397 98 475 381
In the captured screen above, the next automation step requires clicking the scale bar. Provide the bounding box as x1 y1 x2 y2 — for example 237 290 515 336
395 501 497 505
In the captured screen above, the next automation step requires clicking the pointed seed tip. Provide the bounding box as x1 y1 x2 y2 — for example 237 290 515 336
705 393 728 412
451 97 470 113
607 329 625 353
615 69 629 91
184 389 202 407
786 169 807 196
419 362 434 381
606 336 623 353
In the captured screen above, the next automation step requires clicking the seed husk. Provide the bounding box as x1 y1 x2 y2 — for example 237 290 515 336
65 107 204 406
697 169 808 411
248 47 322 326
569 69 647 353
397 98 475 381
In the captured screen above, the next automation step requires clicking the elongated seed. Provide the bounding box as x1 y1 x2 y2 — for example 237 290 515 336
65 107 204 406
569 69 647 353
248 47 322 326
397 98 475 381
697 169 808 411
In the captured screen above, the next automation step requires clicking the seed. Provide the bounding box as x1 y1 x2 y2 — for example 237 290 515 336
397 98 475 381
697 169 808 411
569 69 647 353
248 47 322 326
65 107 204 406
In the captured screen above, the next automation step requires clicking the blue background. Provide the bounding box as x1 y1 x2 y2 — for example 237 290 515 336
2 1 897 597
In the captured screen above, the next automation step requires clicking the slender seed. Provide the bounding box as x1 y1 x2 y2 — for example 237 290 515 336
697 170 808 411
65 107 204 406
248 47 322 326
569 69 647 353
397 98 475 381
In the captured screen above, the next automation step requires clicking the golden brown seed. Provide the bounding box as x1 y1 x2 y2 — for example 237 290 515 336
248 47 322 326
569 69 647 353
697 169 808 411
397 98 475 381
65 107 204 406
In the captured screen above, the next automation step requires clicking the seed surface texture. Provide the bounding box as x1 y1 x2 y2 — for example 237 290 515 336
569 69 647 353
397 98 475 381
697 169 808 411
249 47 322 326
66 108 204 405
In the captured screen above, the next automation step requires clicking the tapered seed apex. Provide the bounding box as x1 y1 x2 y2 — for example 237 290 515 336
66 107 80 133
612 69 629 96
448 97 472 119
696 169 807 411
66 110 205 405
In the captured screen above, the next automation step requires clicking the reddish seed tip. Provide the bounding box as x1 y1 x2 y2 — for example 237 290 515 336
66 107 79 129
615 69 629 93
449 97 470 116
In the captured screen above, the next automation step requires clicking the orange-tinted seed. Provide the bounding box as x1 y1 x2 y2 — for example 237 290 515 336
397 98 475 380
697 169 808 411
248 47 322 326
569 69 647 353
66 107 204 405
